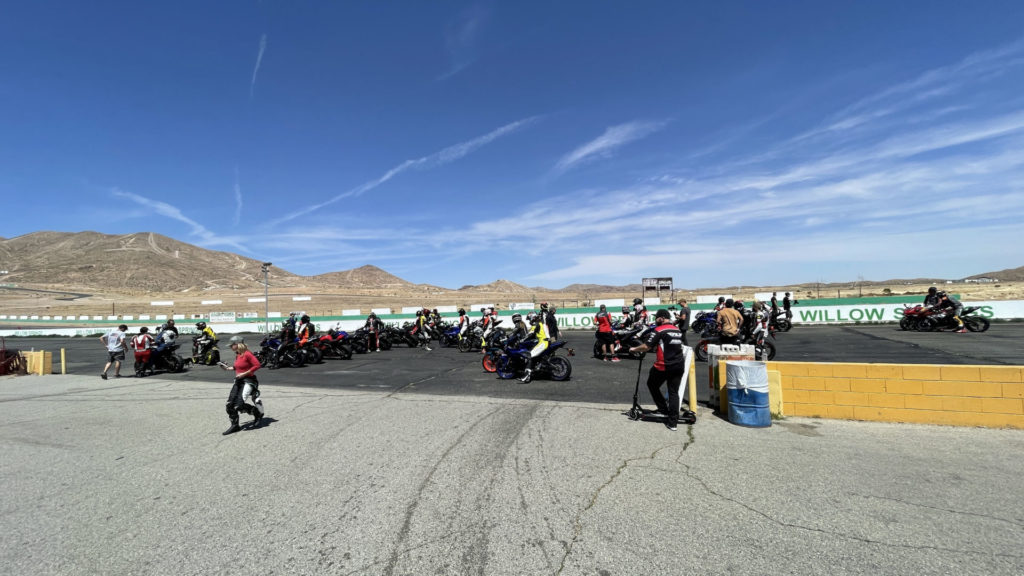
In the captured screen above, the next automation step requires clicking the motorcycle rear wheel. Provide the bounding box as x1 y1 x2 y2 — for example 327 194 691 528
168 355 183 373
458 338 473 352
775 319 792 332
306 347 323 364
755 341 776 361
548 356 572 381
964 317 990 332
695 340 710 362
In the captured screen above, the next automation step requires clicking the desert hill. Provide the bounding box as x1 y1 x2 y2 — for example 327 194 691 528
967 266 1024 282
0 231 303 294
308 265 412 288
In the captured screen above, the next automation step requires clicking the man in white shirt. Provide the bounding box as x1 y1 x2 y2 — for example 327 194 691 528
101 324 129 379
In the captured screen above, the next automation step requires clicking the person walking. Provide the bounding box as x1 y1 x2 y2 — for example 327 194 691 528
629 309 689 431
100 324 129 379
219 336 265 435
783 292 799 320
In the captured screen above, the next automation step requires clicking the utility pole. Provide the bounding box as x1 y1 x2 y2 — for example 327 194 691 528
261 262 272 332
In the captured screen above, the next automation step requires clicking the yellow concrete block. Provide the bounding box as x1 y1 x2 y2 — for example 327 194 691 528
826 405 855 419
793 403 828 418
781 375 795 388
783 402 796 415
1003 383 1024 399
850 379 885 393
791 376 826 390
947 412 1002 428
771 362 808 377
825 378 851 392
807 364 833 377
970 381 1007 398
922 380 966 397
901 365 942 380
979 366 1024 383
942 397 983 412
808 391 835 405
866 364 903 379
899 409 948 425
832 391 870 406
981 398 1024 414
885 379 923 395
868 393 905 408
853 406 887 421
977 412 1024 429
767 370 784 417
831 364 867 378
904 395 944 410
940 366 981 382
788 389 810 403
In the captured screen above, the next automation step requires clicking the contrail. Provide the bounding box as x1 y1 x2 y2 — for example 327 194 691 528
250 33 267 99
233 166 243 226
273 115 540 224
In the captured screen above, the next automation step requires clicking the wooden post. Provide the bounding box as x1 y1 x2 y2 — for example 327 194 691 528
61 348 66 375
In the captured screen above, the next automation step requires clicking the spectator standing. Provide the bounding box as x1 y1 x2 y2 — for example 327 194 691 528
717 299 743 345
100 324 129 379
782 292 799 320
131 326 155 377
770 292 780 320
675 299 691 345
629 309 689 431
594 304 617 362
544 304 561 341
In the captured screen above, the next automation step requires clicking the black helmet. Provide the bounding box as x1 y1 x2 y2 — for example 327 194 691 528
458 308 465 315
621 306 630 314
139 326 149 334
633 298 643 306
928 286 937 294
937 290 947 297
512 313 523 323
718 296 725 304
369 312 376 318
734 300 745 309
480 307 486 313
599 304 606 310
540 302 548 310
196 321 206 329
416 310 422 316
301 314 310 323
167 319 175 325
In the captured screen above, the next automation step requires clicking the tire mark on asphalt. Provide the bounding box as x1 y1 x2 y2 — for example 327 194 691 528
381 405 502 576
840 326 1014 365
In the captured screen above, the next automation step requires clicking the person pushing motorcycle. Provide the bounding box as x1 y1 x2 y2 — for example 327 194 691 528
192 321 217 363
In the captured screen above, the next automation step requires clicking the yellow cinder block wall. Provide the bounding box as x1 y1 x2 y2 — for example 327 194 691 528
766 362 1024 429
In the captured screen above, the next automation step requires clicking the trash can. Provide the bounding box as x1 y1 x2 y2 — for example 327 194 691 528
725 360 771 427
707 344 754 410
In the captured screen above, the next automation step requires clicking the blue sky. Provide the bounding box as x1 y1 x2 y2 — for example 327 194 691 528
3 1 1024 289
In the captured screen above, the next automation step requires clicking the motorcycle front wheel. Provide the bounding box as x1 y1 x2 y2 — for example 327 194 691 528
899 316 913 331
964 317 990 332
695 340 710 362
482 355 497 373
458 338 473 352
755 341 776 361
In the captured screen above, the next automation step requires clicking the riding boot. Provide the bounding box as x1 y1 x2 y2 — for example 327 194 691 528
223 417 241 435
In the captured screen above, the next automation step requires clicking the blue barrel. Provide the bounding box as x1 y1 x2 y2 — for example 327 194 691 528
726 360 771 427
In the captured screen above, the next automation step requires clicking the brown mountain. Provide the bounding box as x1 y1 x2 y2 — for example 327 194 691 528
967 266 1024 281
307 265 412 288
458 279 530 293
0 231 303 294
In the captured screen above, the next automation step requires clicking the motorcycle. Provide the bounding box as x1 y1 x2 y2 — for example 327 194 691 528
297 338 324 364
592 322 649 359
495 340 573 382
439 324 461 348
690 311 719 336
769 312 792 332
899 304 929 331
317 330 353 360
150 342 186 373
917 306 991 332
458 320 504 352
257 335 306 369
190 336 221 365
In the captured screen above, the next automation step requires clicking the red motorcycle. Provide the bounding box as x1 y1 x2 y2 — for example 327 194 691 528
899 305 931 331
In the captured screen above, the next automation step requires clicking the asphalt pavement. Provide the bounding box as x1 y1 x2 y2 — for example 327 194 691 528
1 326 1023 575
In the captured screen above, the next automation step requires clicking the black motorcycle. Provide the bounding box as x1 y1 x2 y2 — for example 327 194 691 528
191 337 221 365
917 306 991 332
592 322 649 360
150 342 186 373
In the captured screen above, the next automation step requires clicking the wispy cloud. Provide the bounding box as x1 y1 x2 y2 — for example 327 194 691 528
436 5 488 81
250 33 267 99
233 166 243 226
273 115 540 224
553 120 668 174
112 189 248 252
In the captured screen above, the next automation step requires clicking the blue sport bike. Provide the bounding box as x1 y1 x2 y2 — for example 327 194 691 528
495 340 573 382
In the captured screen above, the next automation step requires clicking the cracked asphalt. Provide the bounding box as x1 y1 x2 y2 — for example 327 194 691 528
1 326 1023 574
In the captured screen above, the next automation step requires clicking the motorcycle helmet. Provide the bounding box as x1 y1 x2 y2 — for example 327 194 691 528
633 298 643 306
167 319 175 326
718 296 725 304
301 314 310 323
512 313 523 323
734 300 745 309
369 312 376 318
196 321 206 329
416 310 422 316
621 306 630 314
432 308 438 314
526 312 539 323
488 306 495 314
458 308 465 315
928 286 937 294
139 326 149 334
480 307 486 314
937 291 946 298
540 302 548 310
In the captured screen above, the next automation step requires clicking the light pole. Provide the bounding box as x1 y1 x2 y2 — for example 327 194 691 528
261 262 272 332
